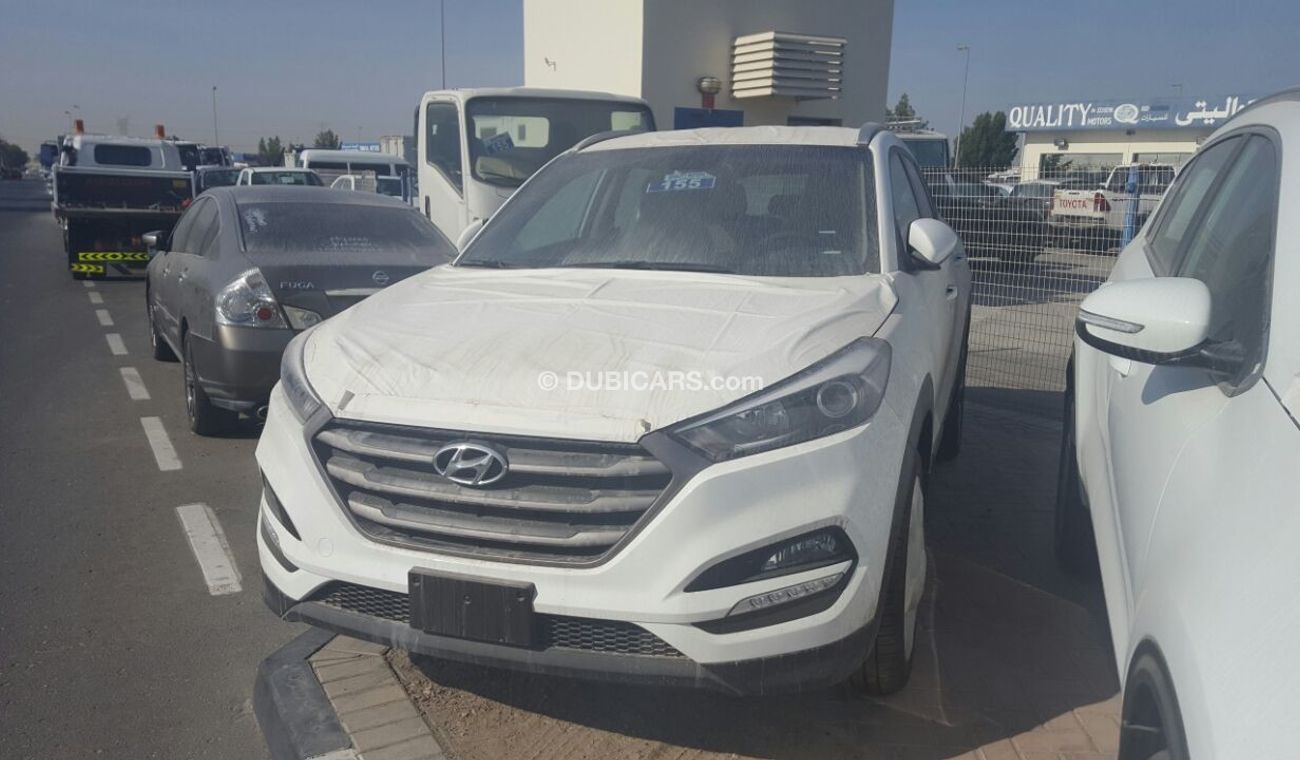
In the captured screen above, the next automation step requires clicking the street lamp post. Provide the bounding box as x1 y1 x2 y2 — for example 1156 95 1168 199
440 0 447 89
211 86 220 145
954 45 971 168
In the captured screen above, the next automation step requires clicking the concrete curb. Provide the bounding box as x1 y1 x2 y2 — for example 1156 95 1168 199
256 629 446 760
255 628 357 760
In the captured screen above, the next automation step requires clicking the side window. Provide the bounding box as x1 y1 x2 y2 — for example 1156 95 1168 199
196 206 222 257
1173 135 1277 383
901 158 935 218
1146 137 1240 273
888 153 922 245
425 102 463 193
178 200 217 254
169 201 204 252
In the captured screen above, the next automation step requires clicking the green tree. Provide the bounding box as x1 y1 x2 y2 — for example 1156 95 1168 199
956 111 1017 169
885 93 928 129
0 137 30 170
313 129 341 149
257 136 285 167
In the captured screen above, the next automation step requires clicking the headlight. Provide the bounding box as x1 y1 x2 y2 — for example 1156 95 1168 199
669 338 890 462
280 330 324 424
216 269 287 328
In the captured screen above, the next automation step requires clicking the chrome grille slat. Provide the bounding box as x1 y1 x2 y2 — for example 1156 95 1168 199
325 455 659 513
313 420 673 563
348 492 628 548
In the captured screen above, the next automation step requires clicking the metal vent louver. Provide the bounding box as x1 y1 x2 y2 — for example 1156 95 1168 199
731 31 846 100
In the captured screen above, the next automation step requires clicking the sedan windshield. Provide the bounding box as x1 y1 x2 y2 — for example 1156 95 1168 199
459 145 878 277
238 201 454 257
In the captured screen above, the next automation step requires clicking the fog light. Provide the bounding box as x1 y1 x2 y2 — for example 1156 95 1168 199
761 532 843 573
727 571 845 617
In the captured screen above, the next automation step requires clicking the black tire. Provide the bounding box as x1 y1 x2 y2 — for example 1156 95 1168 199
1118 652 1190 760
148 295 177 362
850 455 922 696
184 337 235 436
1054 389 1097 574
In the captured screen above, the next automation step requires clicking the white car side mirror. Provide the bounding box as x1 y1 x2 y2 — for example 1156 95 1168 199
456 218 485 251
1077 277 1212 361
907 218 960 267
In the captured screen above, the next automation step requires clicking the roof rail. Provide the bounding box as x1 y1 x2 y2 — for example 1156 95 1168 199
572 128 647 153
1223 86 1300 125
857 121 884 146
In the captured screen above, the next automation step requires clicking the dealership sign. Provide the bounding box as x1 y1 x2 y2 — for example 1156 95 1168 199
1006 95 1254 132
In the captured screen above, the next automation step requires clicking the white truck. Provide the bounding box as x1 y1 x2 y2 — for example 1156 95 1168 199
414 87 655 242
1047 163 1176 246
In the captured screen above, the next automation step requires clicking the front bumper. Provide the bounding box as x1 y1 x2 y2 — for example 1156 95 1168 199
256 382 912 694
191 325 294 411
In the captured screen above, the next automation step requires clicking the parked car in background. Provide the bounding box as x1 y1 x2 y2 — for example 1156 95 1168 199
415 87 655 240
298 149 411 203
1057 90 1297 760
194 166 240 195
236 167 323 186
896 129 950 169
144 187 455 434
1048 163 1176 248
257 124 971 698
928 172 1049 260
328 172 405 199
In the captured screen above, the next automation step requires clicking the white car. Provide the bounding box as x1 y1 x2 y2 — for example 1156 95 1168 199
1058 89 1297 759
256 125 972 696
235 167 323 187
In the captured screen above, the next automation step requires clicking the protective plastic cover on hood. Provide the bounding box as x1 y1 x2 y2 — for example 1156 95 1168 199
305 265 897 443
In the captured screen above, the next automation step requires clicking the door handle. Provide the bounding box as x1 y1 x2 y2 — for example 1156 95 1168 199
945 285 958 301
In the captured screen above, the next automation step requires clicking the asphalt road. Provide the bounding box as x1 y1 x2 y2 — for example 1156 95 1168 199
0 178 301 759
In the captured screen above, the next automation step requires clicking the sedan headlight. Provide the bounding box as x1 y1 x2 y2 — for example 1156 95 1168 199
669 338 891 462
280 330 325 424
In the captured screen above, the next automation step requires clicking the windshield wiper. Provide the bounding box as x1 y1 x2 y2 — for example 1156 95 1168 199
559 260 738 274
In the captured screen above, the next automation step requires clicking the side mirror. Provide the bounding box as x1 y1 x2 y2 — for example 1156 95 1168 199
907 218 960 268
1076 277 1226 369
456 217 485 251
142 231 165 255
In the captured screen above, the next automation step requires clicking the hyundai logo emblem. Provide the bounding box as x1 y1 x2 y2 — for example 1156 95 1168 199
432 442 508 486
372 270 391 286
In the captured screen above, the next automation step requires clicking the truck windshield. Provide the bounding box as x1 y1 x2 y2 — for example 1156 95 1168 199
459 144 878 277
464 97 655 189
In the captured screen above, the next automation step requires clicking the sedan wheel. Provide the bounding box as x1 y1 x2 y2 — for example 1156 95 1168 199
183 338 235 436
148 298 176 362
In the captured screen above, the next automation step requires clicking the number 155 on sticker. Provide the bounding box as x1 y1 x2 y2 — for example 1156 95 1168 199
646 171 716 193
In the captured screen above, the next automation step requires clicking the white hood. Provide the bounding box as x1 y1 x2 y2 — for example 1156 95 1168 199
304 265 897 442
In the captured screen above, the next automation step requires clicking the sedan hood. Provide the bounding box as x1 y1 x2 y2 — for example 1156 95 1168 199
304 265 898 442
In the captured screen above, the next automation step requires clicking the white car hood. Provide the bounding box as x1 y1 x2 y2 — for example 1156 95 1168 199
304 265 897 443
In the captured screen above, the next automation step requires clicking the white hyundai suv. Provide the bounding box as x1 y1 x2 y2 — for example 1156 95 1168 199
256 125 971 696
1058 90 1298 758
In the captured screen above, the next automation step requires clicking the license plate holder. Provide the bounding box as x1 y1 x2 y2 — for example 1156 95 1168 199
409 569 536 647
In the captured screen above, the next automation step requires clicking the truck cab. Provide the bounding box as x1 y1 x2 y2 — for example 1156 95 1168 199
415 87 654 240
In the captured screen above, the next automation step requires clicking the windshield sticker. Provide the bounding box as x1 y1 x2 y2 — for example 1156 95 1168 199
242 207 268 232
646 171 716 193
481 132 515 155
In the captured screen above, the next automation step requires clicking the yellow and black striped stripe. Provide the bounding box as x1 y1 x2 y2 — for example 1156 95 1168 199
76 251 151 262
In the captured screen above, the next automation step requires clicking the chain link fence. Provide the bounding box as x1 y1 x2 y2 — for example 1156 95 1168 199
926 164 1175 399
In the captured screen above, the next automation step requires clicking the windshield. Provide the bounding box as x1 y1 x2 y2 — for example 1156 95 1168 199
901 137 949 169
237 201 454 257
200 169 239 191
251 171 322 186
465 97 655 188
459 145 877 277
375 177 403 197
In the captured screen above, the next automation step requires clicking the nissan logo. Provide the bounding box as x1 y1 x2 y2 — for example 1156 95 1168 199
372 270 391 286
433 442 508 486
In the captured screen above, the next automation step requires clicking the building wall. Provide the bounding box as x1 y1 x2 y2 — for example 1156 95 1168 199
523 0 646 98
523 0 893 129
1020 129 1207 175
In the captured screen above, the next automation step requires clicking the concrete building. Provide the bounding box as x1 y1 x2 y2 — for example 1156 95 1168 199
1008 93 1254 177
523 0 894 130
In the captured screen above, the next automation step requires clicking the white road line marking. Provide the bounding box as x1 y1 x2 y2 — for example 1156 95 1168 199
82 281 95 289
119 367 150 401
88 291 104 304
95 309 114 327
106 333 128 355
140 416 182 471
175 504 242 595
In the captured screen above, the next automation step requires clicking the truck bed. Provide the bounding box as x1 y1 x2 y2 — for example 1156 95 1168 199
54 168 192 216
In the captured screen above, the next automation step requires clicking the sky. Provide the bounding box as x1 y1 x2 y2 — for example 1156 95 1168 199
2 0 1299 154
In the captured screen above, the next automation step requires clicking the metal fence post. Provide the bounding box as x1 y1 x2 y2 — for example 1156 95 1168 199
1121 164 1141 246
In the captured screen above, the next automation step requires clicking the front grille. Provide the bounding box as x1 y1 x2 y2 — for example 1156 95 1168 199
312 583 684 658
312 420 673 564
